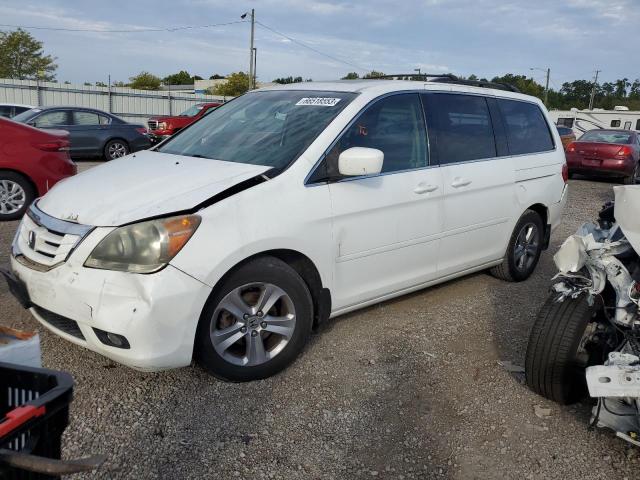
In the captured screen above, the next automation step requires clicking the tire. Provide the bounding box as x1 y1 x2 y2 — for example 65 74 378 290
194 256 313 382
490 210 544 282
103 139 129 161
525 294 603 404
0 172 35 221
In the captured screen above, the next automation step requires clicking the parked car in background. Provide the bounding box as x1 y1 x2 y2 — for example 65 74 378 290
556 125 576 150
0 118 76 220
0 103 35 119
3 80 567 381
147 102 222 143
12 107 151 161
566 129 640 183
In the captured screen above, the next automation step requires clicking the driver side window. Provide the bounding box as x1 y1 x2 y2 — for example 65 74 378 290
323 93 428 178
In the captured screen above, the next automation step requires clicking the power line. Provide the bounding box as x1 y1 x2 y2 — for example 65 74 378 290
0 20 247 33
255 20 371 73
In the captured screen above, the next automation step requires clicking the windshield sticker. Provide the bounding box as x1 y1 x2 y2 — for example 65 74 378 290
275 111 287 121
295 97 341 107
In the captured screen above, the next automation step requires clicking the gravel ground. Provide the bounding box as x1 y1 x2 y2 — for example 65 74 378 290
1 166 637 479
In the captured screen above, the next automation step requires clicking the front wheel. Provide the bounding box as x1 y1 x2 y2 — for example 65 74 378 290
194 256 313 382
525 294 612 404
490 210 544 282
103 139 129 160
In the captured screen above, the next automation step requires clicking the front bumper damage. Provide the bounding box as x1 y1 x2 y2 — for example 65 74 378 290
4 209 212 371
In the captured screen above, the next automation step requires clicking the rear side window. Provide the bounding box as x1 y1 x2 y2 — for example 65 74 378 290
422 93 496 164
498 99 554 155
73 111 101 125
0 106 12 118
636 119 640 130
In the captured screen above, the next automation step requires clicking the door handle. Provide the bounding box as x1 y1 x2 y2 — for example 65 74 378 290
451 177 472 188
414 184 439 194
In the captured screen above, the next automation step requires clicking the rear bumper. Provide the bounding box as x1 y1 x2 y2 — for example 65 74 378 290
567 154 634 177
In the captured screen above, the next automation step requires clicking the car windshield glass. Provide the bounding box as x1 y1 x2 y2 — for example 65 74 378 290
180 105 204 117
580 130 632 144
11 108 41 123
158 90 356 169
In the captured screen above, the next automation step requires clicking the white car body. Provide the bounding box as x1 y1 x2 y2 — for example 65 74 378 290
8 80 568 371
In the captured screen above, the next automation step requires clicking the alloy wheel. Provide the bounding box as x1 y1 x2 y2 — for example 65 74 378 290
513 222 539 272
0 180 26 215
108 142 127 159
210 282 297 367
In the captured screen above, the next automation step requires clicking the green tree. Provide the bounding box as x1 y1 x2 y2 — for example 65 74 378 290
95 81 107 87
341 72 359 80
363 70 386 79
83 82 92 86
272 76 303 84
209 74 226 80
491 74 544 97
162 70 200 85
212 72 250 96
0 29 57 80
129 71 161 90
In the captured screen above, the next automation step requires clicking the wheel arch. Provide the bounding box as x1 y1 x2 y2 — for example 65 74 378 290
208 249 331 329
525 203 550 249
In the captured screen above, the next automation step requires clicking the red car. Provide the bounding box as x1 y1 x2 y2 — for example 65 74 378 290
0 117 76 220
566 129 640 184
146 102 222 143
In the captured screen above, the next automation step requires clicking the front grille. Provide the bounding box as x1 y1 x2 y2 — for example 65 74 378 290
148 120 158 130
15 205 90 270
34 306 85 340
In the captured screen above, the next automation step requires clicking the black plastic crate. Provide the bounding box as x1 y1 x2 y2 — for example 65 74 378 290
0 362 74 480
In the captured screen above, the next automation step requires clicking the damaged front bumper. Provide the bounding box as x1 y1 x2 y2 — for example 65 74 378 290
6 244 211 371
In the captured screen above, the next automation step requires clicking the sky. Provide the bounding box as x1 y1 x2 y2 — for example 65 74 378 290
0 0 636 87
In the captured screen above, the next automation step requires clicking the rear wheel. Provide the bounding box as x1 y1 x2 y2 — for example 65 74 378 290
525 294 613 404
490 210 544 282
0 172 35 221
103 139 129 160
195 256 313 381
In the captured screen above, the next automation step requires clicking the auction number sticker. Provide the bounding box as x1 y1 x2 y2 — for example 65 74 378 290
295 97 341 107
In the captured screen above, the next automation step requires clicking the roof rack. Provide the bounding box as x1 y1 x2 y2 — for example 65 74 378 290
374 73 521 93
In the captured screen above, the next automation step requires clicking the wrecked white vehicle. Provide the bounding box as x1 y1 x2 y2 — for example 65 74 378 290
526 185 640 445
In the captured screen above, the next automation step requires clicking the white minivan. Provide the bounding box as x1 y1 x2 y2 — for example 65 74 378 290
4 79 568 381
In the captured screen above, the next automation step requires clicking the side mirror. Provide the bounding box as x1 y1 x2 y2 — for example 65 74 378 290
338 147 384 177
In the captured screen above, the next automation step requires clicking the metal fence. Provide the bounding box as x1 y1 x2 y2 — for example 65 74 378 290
0 79 229 124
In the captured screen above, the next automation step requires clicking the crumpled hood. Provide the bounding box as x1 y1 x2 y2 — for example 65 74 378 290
37 151 271 226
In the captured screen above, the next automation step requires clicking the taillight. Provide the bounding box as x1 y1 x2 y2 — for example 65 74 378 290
562 163 569 183
136 127 147 135
616 146 633 157
34 139 70 152
566 142 577 153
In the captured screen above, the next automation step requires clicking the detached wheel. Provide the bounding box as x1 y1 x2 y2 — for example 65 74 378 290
104 139 129 160
195 256 313 382
0 172 35 221
490 209 544 282
525 294 611 404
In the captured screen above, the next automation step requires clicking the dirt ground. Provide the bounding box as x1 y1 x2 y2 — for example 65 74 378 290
1 165 636 479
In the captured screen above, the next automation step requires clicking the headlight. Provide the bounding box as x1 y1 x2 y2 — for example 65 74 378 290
158 122 168 130
85 215 201 273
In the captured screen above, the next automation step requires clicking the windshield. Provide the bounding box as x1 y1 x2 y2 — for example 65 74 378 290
158 90 356 169
11 108 41 123
180 104 204 117
580 130 632 144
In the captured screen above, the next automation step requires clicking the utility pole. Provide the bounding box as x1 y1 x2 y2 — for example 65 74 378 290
589 69 601 110
247 9 255 89
544 68 550 107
